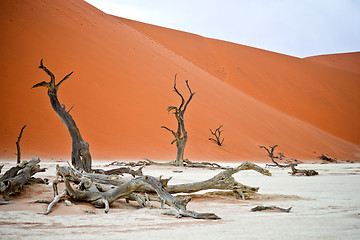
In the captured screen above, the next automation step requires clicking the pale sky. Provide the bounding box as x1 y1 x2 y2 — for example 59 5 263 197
84 0 360 58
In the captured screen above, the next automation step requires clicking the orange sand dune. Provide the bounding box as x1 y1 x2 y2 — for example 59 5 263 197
120 18 360 146
0 0 359 162
305 52 360 76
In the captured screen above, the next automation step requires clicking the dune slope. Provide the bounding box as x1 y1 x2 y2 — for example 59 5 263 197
305 52 360 76
0 0 359 162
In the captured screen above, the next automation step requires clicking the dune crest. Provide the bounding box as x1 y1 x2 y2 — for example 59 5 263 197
0 0 359 162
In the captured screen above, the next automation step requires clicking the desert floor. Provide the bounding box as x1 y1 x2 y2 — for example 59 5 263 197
0 160 359 240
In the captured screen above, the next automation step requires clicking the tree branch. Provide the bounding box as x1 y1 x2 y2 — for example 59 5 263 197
16 124 26 164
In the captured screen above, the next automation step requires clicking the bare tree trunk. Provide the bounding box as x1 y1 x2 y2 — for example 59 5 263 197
32 60 92 172
176 138 186 167
162 74 195 166
16 125 26 164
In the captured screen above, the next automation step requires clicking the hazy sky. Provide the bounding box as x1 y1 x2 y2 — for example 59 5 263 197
84 0 360 58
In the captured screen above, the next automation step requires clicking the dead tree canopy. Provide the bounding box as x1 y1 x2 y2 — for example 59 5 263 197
161 74 195 167
209 124 224 146
32 59 92 172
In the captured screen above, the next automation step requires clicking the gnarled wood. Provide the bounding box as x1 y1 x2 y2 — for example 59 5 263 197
141 175 220 219
290 164 318 176
165 161 271 199
32 59 92 172
0 156 46 200
161 74 195 166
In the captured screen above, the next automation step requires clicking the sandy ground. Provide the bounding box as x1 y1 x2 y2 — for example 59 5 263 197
0 160 359 240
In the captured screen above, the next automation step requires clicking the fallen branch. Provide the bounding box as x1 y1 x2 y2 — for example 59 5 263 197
251 205 292 213
0 156 46 200
290 164 318 176
45 161 270 219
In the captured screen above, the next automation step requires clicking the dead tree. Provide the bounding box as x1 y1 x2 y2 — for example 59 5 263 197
32 60 92 172
259 145 293 168
209 124 224 146
16 125 26 164
161 75 195 166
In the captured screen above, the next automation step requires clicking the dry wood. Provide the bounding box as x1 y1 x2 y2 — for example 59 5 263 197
165 161 271 199
47 161 270 219
93 166 144 177
107 158 230 170
16 124 26 164
32 59 92 172
141 175 220 219
251 205 292 212
0 156 46 200
290 164 318 176
161 74 195 166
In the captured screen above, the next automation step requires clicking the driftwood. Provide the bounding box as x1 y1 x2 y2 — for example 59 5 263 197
251 205 292 213
161 75 195 166
0 156 46 200
16 124 27 164
290 164 318 176
209 124 224 146
259 145 294 168
45 161 270 219
32 59 92 172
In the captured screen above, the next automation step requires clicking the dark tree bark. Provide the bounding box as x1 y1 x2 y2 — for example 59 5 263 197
32 60 92 172
209 124 224 146
16 125 26 164
161 74 195 166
